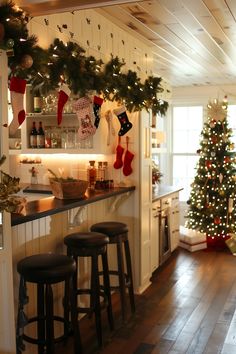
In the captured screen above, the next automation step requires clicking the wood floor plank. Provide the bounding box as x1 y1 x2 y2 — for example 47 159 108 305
185 271 236 353
55 248 236 354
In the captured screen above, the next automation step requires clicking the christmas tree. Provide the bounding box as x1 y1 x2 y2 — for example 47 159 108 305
185 97 236 246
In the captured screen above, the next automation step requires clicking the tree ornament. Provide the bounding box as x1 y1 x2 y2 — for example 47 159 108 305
6 38 14 49
113 106 133 136
224 156 230 163
219 173 223 183
223 134 228 142
214 216 221 225
212 136 218 144
228 198 234 213
209 120 216 128
205 160 211 169
219 190 225 196
211 151 216 157
21 54 33 69
9 76 27 136
207 99 227 122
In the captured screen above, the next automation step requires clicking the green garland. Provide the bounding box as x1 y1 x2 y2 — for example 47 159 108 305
0 0 169 116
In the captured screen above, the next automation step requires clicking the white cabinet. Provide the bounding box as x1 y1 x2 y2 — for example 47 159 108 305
139 110 153 292
151 200 160 272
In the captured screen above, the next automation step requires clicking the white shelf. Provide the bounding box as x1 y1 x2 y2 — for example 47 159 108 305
19 148 96 154
152 147 167 154
9 111 113 155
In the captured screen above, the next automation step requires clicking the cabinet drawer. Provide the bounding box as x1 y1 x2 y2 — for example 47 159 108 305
161 196 172 209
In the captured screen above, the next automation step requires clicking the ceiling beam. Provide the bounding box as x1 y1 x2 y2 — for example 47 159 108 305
15 0 140 16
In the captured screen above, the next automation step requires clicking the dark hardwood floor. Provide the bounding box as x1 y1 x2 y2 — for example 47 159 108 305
58 247 236 354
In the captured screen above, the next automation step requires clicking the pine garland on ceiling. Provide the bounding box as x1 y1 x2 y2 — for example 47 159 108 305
0 0 169 116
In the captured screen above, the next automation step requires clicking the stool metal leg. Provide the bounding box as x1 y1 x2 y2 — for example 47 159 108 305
45 284 54 354
102 252 114 330
91 254 103 347
124 239 135 314
116 237 127 321
37 284 45 354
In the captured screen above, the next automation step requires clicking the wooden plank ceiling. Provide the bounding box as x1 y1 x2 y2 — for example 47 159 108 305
16 0 236 87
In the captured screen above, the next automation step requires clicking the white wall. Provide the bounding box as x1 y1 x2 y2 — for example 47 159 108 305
172 84 236 105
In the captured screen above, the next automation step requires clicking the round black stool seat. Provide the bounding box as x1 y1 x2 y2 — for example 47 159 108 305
90 221 135 321
64 231 109 249
90 221 128 237
17 253 76 283
64 231 114 347
16 253 81 354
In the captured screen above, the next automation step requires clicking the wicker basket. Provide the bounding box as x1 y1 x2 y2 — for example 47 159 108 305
50 179 88 200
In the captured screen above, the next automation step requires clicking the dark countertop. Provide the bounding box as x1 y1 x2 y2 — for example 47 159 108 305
11 186 135 226
152 185 183 202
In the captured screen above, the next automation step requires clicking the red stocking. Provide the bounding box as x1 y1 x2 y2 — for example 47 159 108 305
123 136 134 176
9 76 27 136
57 83 71 125
113 137 124 169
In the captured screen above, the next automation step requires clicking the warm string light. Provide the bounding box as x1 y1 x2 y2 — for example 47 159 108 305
186 98 236 240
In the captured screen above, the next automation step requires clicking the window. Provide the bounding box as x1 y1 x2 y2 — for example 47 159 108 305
172 106 204 201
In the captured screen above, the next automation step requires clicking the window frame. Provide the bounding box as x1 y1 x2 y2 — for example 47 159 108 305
170 104 205 201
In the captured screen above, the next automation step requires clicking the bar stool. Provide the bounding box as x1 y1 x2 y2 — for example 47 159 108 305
90 221 135 321
16 253 81 354
64 231 114 347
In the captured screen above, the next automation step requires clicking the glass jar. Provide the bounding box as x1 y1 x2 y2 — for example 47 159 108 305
51 127 62 148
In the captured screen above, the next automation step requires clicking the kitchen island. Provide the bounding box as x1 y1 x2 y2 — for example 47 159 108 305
12 186 135 226
10 185 136 354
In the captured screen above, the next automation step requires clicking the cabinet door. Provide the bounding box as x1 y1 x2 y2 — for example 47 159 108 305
169 193 180 251
151 202 160 272
139 110 152 289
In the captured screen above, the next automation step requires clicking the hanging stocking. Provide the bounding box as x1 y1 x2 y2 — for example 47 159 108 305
113 106 133 136
105 110 115 146
9 76 27 136
123 136 134 176
73 96 96 140
93 96 103 128
113 136 124 169
57 83 71 125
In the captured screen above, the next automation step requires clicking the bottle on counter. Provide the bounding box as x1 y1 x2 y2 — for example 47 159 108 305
37 121 45 148
103 161 108 180
97 161 105 181
29 121 38 148
87 160 97 189
33 92 43 113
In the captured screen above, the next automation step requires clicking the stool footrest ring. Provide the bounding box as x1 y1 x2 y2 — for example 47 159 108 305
22 315 71 345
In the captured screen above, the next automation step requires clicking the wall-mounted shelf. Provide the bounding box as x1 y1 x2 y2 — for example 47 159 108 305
9 112 113 155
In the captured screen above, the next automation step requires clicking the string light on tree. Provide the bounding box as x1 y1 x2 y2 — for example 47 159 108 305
185 97 236 248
